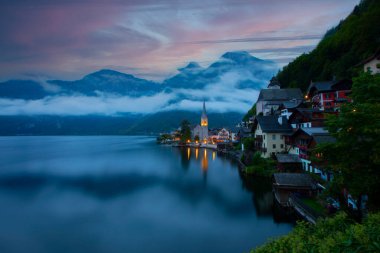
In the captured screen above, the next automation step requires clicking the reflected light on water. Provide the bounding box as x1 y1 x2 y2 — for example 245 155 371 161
187 148 191 160
212 151 216 161
195 148 199 160
201 149 208 171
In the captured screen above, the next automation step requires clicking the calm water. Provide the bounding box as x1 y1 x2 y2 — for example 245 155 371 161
0 136 293 253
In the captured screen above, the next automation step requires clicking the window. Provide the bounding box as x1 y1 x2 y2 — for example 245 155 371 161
272 134 276 140
280 144 284 149
273 144 276 149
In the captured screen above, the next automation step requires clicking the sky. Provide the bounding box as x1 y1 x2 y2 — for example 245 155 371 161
0 0 360 82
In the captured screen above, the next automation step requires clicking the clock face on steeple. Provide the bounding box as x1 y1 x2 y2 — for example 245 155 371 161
201 118 208 126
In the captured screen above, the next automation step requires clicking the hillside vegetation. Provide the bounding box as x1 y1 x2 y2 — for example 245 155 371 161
277 0 380 91
252 212 380 253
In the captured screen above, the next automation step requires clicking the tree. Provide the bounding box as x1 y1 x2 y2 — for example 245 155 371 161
314 72 380 210
180 120 191 143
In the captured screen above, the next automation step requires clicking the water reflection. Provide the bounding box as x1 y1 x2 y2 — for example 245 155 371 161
0 137 294 253
201 149 208 171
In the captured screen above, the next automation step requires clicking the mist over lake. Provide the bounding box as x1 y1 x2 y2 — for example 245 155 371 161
0 136 293 253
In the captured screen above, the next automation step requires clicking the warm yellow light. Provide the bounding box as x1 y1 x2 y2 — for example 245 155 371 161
187 148 191 160
353 109 356 112
195 148 199 159
305 95 308 99
187 139 190 143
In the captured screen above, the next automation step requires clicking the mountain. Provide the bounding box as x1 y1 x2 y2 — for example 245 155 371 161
163 51 276 90
0 80 51 100
276 0 380 91
0 51 276 134
50 69 161 97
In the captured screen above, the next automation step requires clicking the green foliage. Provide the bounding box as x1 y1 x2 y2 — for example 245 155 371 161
243 103 256 121
313 72 380 209
245 152 276 177
252 212 380 253
180 120 191 143
243 137 255 151
276 0 380 91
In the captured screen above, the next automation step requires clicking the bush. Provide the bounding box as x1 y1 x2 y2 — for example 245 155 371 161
245 152 276 177
251 212 380 253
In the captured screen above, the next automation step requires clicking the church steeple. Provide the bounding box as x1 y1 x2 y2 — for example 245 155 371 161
201 100 208 127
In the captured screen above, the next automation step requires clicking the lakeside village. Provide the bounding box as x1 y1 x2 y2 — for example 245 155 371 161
158 51 380 224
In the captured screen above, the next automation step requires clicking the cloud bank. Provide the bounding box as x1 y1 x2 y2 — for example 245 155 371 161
0 70 262 116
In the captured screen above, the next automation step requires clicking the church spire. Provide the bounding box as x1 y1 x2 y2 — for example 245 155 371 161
201 100 208 127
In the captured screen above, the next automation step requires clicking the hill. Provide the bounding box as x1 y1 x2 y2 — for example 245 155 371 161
276 0 380 91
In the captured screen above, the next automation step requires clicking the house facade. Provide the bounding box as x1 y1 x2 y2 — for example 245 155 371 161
286 127 335 181
253 115 293 158
306 79 352 112
363 50 380 74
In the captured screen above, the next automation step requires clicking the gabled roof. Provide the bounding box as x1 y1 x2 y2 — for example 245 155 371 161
313 134 336 144
276 154 301 163
307 81 335 94
302 127 329 136
273 173 316 188
293 108 323 119
360 48 380 65
257 88 303 101
307 79 352 96
256 115 293 133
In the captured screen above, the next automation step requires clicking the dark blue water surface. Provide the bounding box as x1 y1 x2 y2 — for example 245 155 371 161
0 136 293 253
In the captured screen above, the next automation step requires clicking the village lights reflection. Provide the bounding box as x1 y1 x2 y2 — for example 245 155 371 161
187 147 191 160
202 149 208 171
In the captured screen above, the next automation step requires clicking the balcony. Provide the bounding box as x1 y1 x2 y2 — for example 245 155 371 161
297 144 308 150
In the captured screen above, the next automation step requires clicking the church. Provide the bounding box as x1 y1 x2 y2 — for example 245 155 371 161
192 101 209 143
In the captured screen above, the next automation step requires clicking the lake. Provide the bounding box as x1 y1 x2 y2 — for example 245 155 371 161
0 136 293 253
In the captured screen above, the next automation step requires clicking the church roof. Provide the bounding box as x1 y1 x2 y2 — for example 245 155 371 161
258 88 303 101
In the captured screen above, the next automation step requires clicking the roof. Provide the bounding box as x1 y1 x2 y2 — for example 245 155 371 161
313 134 336 144
307 81 334 93
307 79 352 95
273 173 316 188
293 108 323 120
302 127 329 136
257 88 303 101
281 100 304 109
359 48 380 65
201 101 207 119
276 154 301 163
256 115 293 133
